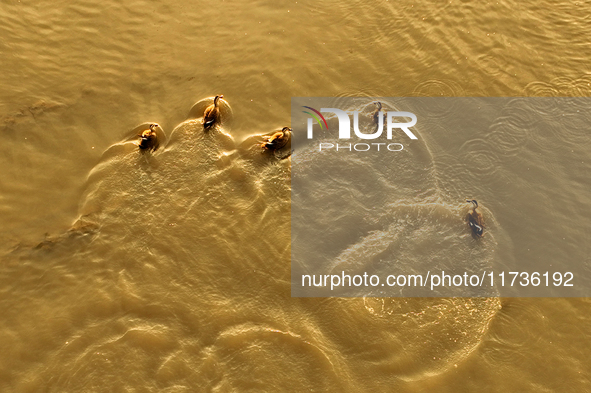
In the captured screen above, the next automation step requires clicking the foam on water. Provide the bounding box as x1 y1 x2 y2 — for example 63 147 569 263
291 98 501 379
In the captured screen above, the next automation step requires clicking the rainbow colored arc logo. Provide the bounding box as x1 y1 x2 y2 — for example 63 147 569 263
302 106 328 130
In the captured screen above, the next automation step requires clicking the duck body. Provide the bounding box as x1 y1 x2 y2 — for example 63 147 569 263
203 95 223 129
466 199 485 237
138 124 160 152
261 127 291 150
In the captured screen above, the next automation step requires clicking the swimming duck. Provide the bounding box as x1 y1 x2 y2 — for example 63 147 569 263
203 95 223 129
261 127 291 151
372 101 383 125
466 199 485 237
138 123 159 152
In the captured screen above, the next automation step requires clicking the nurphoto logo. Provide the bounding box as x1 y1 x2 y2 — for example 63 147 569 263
302 105 418 152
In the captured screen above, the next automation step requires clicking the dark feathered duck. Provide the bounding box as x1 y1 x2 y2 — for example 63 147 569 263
466 199 485 237
203 95 223 129
372 101 383 125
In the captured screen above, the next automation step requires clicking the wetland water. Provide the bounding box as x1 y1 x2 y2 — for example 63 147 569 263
1 0 590 391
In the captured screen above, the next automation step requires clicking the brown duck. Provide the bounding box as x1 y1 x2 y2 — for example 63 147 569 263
261 127 291 151
138 123 160 152
203 95 223 129
372 101 383 125
466 199 485 237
